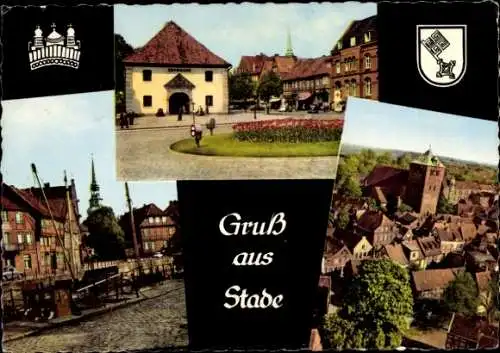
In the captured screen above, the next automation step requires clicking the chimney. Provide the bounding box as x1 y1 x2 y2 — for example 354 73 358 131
43 182 50 188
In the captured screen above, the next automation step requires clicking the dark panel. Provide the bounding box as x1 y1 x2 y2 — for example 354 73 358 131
1 5 114 100
377 1 498 121
177 180 333 350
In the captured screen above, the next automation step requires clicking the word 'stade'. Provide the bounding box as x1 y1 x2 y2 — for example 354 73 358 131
1 5 114 100
177 180 333 350
377 1 498 121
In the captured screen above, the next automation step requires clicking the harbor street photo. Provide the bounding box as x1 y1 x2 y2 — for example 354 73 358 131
1 92 188 351
114 2 378 180
317 97 498 350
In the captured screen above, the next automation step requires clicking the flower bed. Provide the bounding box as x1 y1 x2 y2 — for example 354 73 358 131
232 118 344 143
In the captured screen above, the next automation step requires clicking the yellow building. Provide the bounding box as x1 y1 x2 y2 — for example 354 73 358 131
123 21 232 115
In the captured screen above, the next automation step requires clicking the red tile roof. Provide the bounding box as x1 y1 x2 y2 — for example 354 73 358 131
282 56 331 81
124 21 231 67
384 243 409 266
412 267 463 292
236 54 271 74
363 165 408 187
447 314 499 348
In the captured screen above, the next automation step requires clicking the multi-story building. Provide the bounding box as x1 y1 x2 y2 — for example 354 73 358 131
119 202 178 257
281 56 332 110
1 180 83 279
330 15 378 112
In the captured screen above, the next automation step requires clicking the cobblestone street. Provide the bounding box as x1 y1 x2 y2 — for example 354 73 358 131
3 280 188 352
116 113 340 180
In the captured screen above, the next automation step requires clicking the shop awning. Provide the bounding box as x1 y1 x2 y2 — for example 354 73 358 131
297 92 312 101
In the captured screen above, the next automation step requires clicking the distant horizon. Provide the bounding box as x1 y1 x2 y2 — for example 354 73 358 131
341 143 497 168
341 97 498 167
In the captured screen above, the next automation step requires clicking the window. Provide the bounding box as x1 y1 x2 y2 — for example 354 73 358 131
337 41 343 50
205 95 213 107
42 219 49 228
57 253 64 269
205 71 213 82
3 232 10 245
155 217 161 224
1 211 7 222
364 78 372 96
350 82 357 96
335 62 341 74
161 216 167 223
17 233 24 244
350 36 356 47
148 217 154 224
144 241 149 250
365 55 371 69
26 233 33 245
23 255 32 269
143 95 152 107
150 242 155 251
163 240 169 248
364 32 371 43
142 70 152 81
344 61 349 72
15 212 23 224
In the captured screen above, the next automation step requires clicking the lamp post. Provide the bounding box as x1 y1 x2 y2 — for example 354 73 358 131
191 101 196 124
253 95 257 120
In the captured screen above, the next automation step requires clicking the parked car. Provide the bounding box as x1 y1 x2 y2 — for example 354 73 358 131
2 266 24 281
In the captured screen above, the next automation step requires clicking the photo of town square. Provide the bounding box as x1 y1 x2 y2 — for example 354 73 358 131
114 2 377 180
1 92 188 352
312 98 499 350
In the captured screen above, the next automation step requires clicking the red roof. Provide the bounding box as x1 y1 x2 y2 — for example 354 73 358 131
124 21 231 67
364 165 408 187
236 54 271 75
282 56 332 81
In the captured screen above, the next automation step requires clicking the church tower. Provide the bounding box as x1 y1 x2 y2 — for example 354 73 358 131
285 27 294 57
87 155 103 215
404 147 446 215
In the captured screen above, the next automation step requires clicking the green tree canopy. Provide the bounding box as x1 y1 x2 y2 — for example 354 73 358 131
339 176 362 198
115 34 135 93
437 194 457 214
323 260 414 350
377 151 394 165
257 71 282 102
399 203 413 212
336 207 350 230
397 153 413 169
229 72 256 102
444 271 480 316
84 206 126 260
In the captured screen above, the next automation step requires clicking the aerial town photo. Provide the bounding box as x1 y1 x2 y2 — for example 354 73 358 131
1 92 188 352
311 97 499 350
114 2 377 180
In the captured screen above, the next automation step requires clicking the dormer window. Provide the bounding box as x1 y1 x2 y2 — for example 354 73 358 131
364 32 371 43
350 36 356 47
337 41 343 50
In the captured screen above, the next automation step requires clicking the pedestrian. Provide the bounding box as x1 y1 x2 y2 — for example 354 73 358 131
178 106 183 121
119 112 125 129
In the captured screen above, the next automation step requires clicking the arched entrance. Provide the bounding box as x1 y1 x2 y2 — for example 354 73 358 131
169 92 190 115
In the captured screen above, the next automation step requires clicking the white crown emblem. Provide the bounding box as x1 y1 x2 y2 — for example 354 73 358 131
28 23 81 71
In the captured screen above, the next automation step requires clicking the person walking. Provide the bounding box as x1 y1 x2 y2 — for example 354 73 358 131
178 106 183 121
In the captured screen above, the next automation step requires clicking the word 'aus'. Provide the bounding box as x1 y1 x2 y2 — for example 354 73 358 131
219 212 287 236
232 252 274 266
224 285 284 309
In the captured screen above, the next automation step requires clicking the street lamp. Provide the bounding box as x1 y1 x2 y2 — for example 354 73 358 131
191 101 196 124
253 95 257 120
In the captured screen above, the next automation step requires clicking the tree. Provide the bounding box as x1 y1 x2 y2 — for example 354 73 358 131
397 153 413 169
84 206 126 260
229 72 256 104
483 272 500 322
115 34 135 93
437 194 456 214
337 155 360 183
336 207 350 230
323 260 414 349
377 151 394 165
339 176 362 198
443 271 480 316
257 71 282 106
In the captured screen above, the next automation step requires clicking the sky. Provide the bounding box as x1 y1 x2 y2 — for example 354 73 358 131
114 2 377 67
1 91 178 219
342 97 499 166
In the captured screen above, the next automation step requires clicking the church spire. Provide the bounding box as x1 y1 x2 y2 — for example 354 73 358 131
88 154 102 215
285 27 294 57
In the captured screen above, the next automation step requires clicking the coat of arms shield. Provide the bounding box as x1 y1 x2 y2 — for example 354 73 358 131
416 25 467 87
